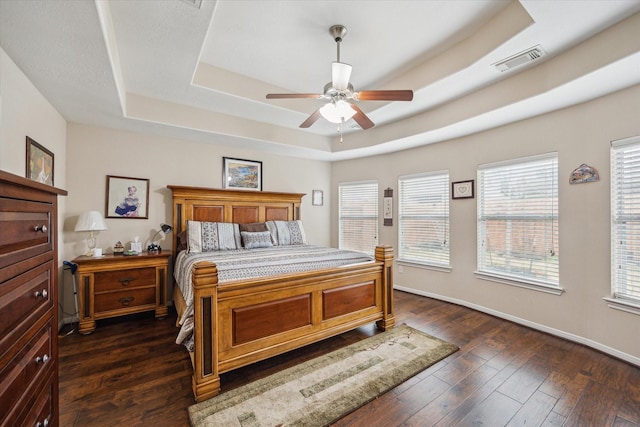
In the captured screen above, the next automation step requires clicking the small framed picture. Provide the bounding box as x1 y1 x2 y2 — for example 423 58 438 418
26 136 54 186
223 157 262 191
312 190 324 206
452 180 474 199
106 175 150 219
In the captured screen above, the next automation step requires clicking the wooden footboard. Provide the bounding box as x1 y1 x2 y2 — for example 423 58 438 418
190 245 395 402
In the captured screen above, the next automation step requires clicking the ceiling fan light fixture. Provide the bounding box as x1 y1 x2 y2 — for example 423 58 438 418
332 62 352 91
320 100 356 123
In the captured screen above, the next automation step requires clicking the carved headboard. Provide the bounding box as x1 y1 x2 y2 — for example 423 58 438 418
167 185 305 253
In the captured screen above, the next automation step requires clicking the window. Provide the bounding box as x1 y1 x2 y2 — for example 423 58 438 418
398 171 450 267
338 181 378 255
611 136 640 306
477 153 559 289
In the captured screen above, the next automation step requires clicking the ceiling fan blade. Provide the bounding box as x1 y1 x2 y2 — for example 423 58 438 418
266 93 322 99
351 104 375 129
300 109 323 128
332 62 352 91
356 90 414 101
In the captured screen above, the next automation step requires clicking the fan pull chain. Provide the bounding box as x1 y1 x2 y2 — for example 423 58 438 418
338 119 344 143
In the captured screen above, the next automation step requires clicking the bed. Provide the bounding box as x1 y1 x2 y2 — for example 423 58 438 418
168 185 395 402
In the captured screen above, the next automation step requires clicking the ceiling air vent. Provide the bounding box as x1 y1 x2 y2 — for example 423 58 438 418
181 0 203 9
493 45 546 72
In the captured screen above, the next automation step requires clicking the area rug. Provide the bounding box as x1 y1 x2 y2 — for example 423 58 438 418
188 324 458 427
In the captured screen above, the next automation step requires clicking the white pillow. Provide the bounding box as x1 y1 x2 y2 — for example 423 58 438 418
187 221 241 252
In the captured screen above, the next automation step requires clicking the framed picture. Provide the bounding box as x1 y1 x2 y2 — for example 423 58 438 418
26 136 54 186
223 157 262 191
452 180 474 199
312 190 324 206
105 175 149 219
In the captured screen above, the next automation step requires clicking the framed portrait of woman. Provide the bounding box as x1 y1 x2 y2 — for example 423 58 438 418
105 175 149 219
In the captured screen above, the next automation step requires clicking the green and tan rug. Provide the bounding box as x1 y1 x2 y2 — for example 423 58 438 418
188 324 458 427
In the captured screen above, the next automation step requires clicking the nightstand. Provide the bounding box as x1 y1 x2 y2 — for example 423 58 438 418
72 251 171 334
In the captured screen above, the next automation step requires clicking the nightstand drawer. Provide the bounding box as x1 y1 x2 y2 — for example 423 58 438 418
95 287 156 313
94 267 155 292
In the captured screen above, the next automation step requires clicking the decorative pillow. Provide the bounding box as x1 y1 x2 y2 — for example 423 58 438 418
265 220 307 246
239 222 268 233
241 231 274 249
187 221 241 252
176 230 188 252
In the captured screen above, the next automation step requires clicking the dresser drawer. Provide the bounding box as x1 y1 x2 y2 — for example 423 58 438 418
0 323 54 426
0 261 53 359
0 197 52 273
94 267 156 292
95 286 156 313
11 370 56 427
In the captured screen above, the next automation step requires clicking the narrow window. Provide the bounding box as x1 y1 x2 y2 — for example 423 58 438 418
398 171 450 268
338 181 378 255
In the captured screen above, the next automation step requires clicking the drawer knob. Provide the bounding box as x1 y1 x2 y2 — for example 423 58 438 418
118 277 135 286
119 296 135 306
34 224 48 233
37 418 50 427
34 289 48 299
35 354 50 365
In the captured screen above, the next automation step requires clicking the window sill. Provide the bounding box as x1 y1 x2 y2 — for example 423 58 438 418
474 271 564 295
603 297 640 316
397 260 452 273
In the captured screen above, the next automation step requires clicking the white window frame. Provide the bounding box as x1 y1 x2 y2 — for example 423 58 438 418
607 135 640 315
476 153 561 294
398 171 450 270
338 180 379 256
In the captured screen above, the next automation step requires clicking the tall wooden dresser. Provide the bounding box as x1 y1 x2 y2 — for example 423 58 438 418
0 170 67 427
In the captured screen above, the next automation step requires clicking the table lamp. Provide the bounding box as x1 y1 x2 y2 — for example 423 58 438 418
75 210 108 256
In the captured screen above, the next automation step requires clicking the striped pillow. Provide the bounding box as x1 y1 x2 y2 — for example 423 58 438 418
265 220 307 246
187 221 241 252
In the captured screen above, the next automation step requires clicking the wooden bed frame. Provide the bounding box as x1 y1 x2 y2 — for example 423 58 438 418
168 185 395 402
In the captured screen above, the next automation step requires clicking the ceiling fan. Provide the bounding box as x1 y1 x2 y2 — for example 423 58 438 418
266 25 413 131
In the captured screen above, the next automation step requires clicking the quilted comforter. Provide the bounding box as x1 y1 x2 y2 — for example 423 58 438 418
174 245 373 349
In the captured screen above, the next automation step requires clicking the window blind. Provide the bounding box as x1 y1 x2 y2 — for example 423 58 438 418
477 153 559 286
398 171 450 267
339 181 378 255
611 136 640 303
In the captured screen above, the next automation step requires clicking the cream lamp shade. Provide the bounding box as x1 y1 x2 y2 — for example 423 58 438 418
75 210 107 254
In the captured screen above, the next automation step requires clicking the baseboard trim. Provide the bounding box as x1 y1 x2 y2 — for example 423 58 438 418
394 284 640 368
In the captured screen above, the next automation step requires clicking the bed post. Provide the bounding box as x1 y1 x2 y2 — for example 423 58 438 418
192 261 220 402
375 245 395 331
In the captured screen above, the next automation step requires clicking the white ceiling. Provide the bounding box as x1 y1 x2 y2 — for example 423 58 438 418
1 0 639 161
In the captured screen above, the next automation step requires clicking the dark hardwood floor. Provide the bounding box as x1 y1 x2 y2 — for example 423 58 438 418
58 290 640 426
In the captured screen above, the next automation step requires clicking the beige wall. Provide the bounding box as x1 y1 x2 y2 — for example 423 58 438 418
60 123 331 319
331 84 640 364
0 47 68 325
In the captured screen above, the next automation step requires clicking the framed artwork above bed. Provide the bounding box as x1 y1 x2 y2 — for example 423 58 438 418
223 157 262 191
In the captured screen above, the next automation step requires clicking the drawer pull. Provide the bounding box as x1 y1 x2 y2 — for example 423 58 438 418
36 418 50 427
34 224 48 233
35 354 50 365
118 277 135 286
34 289 48 299
119 296 135 306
